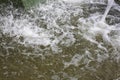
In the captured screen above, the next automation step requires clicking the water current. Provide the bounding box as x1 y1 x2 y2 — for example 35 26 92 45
0 0 120 80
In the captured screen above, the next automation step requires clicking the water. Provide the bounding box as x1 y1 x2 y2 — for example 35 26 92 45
101 0 114 22
0 0 120 80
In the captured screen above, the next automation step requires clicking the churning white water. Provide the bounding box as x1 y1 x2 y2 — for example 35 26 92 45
0 0 120 80
0 0 120 53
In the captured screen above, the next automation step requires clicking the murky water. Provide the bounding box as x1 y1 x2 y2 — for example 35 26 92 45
0 0 120 80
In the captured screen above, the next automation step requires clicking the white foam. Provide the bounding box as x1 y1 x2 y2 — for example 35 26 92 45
0 0 120 54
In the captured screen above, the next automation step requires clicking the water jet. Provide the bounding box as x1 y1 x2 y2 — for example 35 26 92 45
101 0 114 22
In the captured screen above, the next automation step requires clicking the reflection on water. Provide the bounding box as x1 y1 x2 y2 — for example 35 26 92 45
0 0 120 80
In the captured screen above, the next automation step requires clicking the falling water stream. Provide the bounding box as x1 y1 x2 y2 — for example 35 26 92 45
0 0 120 80
101 0 114 22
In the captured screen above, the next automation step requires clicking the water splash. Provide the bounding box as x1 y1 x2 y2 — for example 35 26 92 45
0 0 120 53
101 0 114 22
1 0 120 80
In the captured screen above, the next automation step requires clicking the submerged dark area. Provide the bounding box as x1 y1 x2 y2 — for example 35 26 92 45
0 0 24 8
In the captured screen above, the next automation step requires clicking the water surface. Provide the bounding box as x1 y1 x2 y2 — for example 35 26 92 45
0 0 120 80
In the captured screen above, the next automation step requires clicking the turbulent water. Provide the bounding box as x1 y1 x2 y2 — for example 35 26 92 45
0 0 120 80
